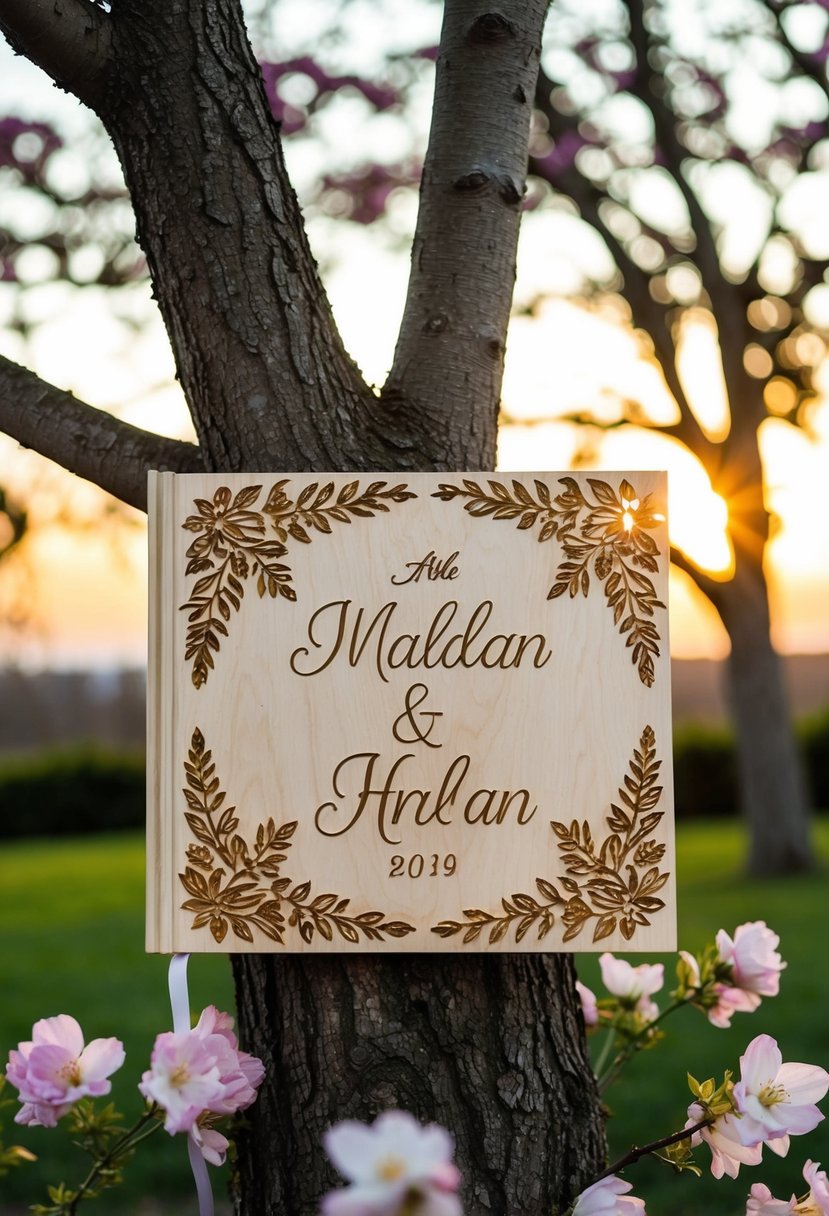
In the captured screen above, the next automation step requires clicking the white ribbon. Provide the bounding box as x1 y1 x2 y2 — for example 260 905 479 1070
168 953 214 1216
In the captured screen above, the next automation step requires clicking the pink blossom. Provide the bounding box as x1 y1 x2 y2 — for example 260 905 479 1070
746 1161 829 1216
679 952 756 1028
686 1102 763 1179
140 1007 265 1139
192 1005 265 1115
6 1015 124 1128
598 954 663 1019
322 1110 462 1216
571 1174 646 1214
576 981 599 1027
191 1122 231 1167
705 985 758 1028
745 1182 795 1214
716 923 785 1006
803 1161 829 1215
733 1035 829 1156
139 1032 224 1133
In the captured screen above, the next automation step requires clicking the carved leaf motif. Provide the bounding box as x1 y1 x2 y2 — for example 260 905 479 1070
177 728 416 947
432 475 666 687
431 726 669 947
180 479 417 687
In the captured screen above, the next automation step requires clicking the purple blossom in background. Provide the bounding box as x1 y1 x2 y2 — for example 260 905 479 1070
533 130 589 180
0 116 62 175
259 56 400 134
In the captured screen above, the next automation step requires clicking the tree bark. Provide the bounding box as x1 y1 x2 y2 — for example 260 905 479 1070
0 355 202 511
0 0 608 1212
233 953 604 1216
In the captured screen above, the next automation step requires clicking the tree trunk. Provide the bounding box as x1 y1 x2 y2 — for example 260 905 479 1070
0 0 609 1210
232 953 605 1215
714 550 813 876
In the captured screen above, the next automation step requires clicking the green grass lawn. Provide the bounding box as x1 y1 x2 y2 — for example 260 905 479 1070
0 834 232 1213
0 821 827 1214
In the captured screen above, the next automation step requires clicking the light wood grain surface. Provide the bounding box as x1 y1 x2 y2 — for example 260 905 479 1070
147 471 675 954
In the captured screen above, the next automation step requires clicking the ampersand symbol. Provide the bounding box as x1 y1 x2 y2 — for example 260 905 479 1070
392 683 443 749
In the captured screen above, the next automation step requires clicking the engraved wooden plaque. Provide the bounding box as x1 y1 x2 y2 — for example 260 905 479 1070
147 471 676 953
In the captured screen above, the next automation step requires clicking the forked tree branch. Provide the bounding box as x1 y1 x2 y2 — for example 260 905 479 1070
0 355 202 511
532 66 718 466
626 0 731 312
0 0 112 111
384 0 550 468
627 0 759 433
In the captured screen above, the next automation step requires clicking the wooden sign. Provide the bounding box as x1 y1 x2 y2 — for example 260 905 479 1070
147 471 675 954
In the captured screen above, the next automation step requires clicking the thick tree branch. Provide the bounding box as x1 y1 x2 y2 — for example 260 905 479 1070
383 1 549 469
0 0 112 111
670 543 728 611
0 355 202 511
97 0 380 478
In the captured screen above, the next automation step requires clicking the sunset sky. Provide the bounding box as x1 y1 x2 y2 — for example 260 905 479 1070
1 12 828 671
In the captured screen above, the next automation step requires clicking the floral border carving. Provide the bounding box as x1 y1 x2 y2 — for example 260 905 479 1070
178 729 416 947
432 725 669 946
432 476 666 687
180 480 417 687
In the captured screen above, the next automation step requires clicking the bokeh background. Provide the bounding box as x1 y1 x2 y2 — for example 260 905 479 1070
0 1 827 1212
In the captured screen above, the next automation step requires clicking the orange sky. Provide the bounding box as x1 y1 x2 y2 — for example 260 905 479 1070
1 170 828 668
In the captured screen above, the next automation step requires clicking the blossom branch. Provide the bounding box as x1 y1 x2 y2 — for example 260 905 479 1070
66 1105 160 1216
589 1115 712 1185
597 999 687 1093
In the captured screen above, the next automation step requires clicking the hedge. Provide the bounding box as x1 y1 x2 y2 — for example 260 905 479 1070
0 746 145 839
0 710 826 838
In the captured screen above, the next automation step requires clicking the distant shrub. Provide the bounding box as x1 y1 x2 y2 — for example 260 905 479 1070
0 707 826 839
0 746 144 838
672 709 829 817
801 707 829 808
672 723 739 819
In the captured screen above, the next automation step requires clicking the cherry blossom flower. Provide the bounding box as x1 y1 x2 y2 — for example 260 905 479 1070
678 952 754 1028
716 923 785 1007
685 1103 763 1179
5 1015 124 1128
576 981 599 1027
571 1174 646 1214
746 1182 795 1214
191 1121 231 1167
733 1035 829 1156
802 1161 829 1214
598 954 663 1020
192 1005 265 1115
140 1007 265 1142
745 1162 829 1215
139 1032 224 1134
321 1110 462 1216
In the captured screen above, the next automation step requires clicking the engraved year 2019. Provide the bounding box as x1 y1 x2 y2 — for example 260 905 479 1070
389 853 457 879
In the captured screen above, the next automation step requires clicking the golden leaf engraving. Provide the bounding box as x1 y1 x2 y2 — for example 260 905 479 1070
180 480 417 688
178 728 416 947
432 476 666 687
432 726 669 947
